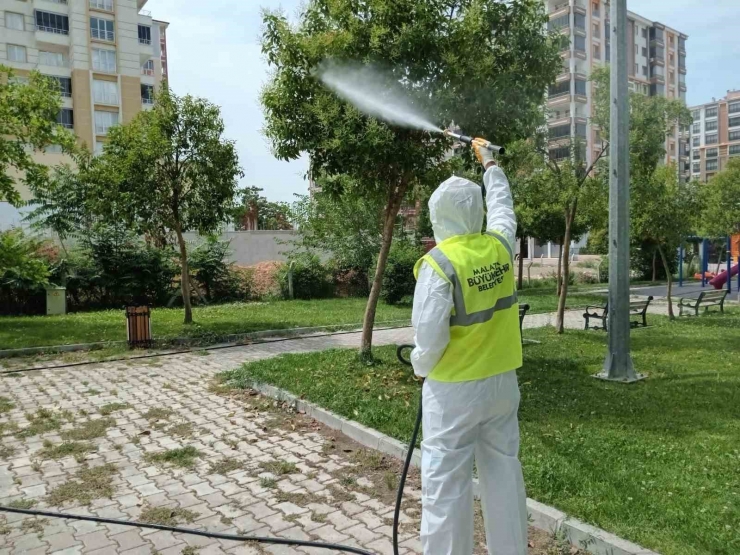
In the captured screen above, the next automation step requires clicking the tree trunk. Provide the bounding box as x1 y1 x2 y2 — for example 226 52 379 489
555 215 574 333
658 245 675 320
652 248 658 282
360 186 406 360
175 226 193 324
556 238 564 296
517 237 524 290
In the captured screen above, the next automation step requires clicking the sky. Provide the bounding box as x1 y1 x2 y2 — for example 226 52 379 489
142 1 740 203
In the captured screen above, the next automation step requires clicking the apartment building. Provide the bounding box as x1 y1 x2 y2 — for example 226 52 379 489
689 90 740 183
0 0 168 207
545 0 688 177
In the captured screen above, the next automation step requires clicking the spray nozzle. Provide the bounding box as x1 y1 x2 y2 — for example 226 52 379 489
444 130 505 155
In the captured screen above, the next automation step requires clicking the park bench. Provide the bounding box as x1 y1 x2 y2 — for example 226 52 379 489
678 289 728 317
583 296 653 331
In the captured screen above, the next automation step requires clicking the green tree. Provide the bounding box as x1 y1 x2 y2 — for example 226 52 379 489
291 175 385 287
232 186 292 230
632 166 701 318
701 158 740 238
261 0 562 357
89 88 242 323
0 66 76 205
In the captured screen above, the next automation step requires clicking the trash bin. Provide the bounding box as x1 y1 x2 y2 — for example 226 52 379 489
125 306 152 348
46 286 67 315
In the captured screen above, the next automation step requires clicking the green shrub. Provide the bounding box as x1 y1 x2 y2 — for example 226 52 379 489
381 241 424 305
189 236 244 302
329 261 369 298
63 224 178 310
280 252 333 299
0 229 51 315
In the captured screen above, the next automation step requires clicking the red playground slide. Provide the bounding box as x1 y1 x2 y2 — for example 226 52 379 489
710 264 739 289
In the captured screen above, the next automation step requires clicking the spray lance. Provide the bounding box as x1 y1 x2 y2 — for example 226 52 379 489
443 130 506 156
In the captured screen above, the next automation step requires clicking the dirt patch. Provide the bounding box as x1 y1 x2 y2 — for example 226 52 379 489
46 463 118 506
139 505 198 526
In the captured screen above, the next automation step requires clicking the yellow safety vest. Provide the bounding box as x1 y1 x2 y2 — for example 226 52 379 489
413 231 522 382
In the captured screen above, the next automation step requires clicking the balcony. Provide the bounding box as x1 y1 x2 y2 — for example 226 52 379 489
35 26 70 47
91 29 114 42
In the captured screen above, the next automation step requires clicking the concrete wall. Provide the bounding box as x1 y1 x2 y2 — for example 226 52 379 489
182 231 301 267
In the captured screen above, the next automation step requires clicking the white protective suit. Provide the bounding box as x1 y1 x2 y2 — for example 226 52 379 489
411 166 527 555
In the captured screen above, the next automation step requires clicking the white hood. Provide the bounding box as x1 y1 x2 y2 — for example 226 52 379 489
429 175 484 244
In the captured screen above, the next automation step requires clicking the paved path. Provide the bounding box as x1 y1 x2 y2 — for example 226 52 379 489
0 329 425 555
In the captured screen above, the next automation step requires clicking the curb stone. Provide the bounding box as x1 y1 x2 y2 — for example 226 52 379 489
245 379 661 555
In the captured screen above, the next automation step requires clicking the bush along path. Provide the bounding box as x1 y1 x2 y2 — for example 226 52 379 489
0 328 588 555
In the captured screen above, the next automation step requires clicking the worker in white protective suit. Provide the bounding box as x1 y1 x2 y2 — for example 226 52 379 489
411 142 526 555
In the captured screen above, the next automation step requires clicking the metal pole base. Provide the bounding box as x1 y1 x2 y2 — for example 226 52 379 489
594 354 645 383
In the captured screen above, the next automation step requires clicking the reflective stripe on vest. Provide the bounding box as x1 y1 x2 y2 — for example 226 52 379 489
414 232 523 383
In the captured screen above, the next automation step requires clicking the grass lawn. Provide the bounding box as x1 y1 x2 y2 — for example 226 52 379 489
0 291 607 351
221 311 740 555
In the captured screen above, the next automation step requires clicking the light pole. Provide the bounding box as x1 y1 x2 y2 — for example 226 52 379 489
597 0 642 382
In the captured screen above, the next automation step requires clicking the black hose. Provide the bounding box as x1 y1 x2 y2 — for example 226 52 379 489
394 344 423 555
0 506 374 554
0 341 425 555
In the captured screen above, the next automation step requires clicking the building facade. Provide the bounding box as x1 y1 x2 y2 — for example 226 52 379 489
0 0 168 211
689 90 740 183
545 0 688 177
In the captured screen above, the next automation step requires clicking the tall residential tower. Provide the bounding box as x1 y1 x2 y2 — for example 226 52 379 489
1 0 168 214
689 90 740 183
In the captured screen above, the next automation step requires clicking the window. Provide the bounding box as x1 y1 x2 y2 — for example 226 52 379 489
93 79 118 104
5 12 24 31
574 13 586 30
634 63 639 75
670 142 676 154
705 106 718 118
593 44 601 58
92 48 116 72
575 123 587 138
94 141 105 156
705 120 718 132
669 53 674 66
728 116 740 128
691 110 700 120
7 44 26 63
649 27 664 42
548 14 569 32
141 84 154 104
692 137 700 147
669 35 674 47
550 146 571 161
692 123 700 134
730 145 740 156
593 23 599 37
650 45 664 60
730 130 740 141
550 124 571 139
592 3 599 17
692 150 700 160
57 108 73 129
605 44 610 60
39 51 67 67
729 102 740 115
692 162 700 173
679 37 686 51
650 83 664 97
642 28 647 38
142 59 154 76
549 80 570 98
574 35 586 52
46 75 72 97
651 64 664 78
90 17 114 41
574 79 587 96
90 0 113 10
706 159 718 172
35 10 69 34
138 25 151 45
44 144 63 154
706 148 718 158
705 133 718 145
679 55 686 69
642 65 648 76
94 110 118 135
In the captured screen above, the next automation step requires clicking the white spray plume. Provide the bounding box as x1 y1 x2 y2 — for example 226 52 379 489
317 62 442 133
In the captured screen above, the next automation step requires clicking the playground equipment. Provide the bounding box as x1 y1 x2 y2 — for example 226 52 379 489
679 235 740 294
